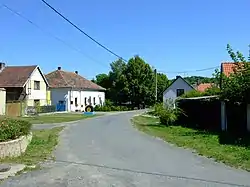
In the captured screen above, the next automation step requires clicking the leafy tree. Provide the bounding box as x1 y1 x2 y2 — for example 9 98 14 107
92 73 112 99
108 58 129 104
155 73 170 102
220 44 250 103
125 55 155 106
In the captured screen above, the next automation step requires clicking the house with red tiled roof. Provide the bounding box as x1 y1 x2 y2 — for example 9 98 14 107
0 62 49 107
45 67 106 112
196 83 213 92
221 62 237 77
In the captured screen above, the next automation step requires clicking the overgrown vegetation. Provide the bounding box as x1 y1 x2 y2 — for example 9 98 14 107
132 115 250 171
0 127 64 166
181 86 220 98
149 100 181 126
0 117 32 142
220 44 250 103
94 99 131 112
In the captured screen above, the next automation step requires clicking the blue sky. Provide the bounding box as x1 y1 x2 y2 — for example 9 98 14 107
0 0 249 79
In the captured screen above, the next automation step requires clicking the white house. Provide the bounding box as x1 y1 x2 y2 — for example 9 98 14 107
0 62 50 106
163 75 194 103
45 67 106 112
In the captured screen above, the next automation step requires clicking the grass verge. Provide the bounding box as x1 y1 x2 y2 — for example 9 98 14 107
0 127 64 166
16 113 101 124
132 115 250 171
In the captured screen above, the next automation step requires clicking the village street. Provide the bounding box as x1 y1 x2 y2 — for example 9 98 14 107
1 111 250 187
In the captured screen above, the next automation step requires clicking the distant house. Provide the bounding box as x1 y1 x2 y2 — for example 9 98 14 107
45 67 106 112
221 62 236 77
196 83 213 92
0 62 50 106
163 75 194 103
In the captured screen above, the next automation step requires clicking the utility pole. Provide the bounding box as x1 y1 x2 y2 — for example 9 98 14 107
154 69 157 103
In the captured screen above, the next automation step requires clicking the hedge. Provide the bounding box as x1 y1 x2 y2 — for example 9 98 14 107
0 117 32 142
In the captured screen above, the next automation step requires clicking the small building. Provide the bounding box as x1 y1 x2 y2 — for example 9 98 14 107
163 75 194 103
0 62 50 106
45 67 106 112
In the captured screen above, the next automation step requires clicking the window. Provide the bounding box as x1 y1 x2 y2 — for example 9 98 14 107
176 89 185 97
93 97 96 105
75 98 78 106
85 97 87 105
70 101 73 105
34 81 40 90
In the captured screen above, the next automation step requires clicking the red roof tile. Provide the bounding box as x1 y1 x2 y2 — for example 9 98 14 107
46 70 105 91
221 62 237 77
0 66 37 87
196 83 213 92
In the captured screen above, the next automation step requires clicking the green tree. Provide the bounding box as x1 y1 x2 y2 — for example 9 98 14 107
220 44 250 103
155 73 170 102
108 58 129 104
125 55 155 107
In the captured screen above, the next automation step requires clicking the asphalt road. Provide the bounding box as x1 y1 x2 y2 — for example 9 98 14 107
2 111 250 187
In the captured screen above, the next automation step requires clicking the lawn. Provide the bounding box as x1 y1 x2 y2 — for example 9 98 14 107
16 113 101 124
132 115 250 171
0 127 64 166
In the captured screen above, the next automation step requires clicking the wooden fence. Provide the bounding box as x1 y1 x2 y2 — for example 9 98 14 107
5 101 26 117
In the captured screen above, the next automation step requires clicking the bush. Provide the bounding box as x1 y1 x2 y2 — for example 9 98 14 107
150 100 182 126
94 103 130 112
0 117 32 142
181 87 220 98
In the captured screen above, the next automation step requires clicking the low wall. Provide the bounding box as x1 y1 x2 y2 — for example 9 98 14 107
0 133 32 159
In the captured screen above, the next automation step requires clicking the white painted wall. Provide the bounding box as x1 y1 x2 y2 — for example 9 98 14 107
0 88 6 115
163 77 194 103
25 67 47 106
50 88 105 112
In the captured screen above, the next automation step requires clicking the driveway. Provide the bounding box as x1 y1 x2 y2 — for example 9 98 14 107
1 111 250 187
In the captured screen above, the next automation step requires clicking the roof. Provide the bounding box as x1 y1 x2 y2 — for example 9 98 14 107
196 83 213 92
46 70 106 91
163 76 195 95
221 62 237 77
0 66 37 87
179 95 219 100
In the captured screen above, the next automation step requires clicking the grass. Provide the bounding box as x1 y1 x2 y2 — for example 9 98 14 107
0 127 64 166
15 113 101 124
132 115 250 171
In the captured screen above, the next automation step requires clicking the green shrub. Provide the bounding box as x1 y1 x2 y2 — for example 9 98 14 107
0 117 32 142
94 104 130 112
150 100 182 126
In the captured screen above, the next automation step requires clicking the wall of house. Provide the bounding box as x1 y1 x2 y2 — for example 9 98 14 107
0 88 6 115
26 67 47 106
69 90 105 112
163 78 194 103
50 88 105 112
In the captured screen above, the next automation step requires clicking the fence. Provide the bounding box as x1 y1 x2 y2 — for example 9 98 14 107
26 105 56 115
177 96 221 132
5 101 26 117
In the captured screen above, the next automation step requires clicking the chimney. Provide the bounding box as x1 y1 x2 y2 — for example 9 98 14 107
58 66 61 70
75 71 78 74
176 75 181 79
0 62 6 71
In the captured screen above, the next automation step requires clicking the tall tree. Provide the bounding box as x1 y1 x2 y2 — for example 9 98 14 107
108 59 129 104
125 55 155 106
154 73 170 102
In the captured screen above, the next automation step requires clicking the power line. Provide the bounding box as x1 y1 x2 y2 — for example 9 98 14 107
40 0 127 62
158 66 219 74
1 3 107 68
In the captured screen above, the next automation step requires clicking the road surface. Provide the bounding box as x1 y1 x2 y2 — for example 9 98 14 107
1 111 250 187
